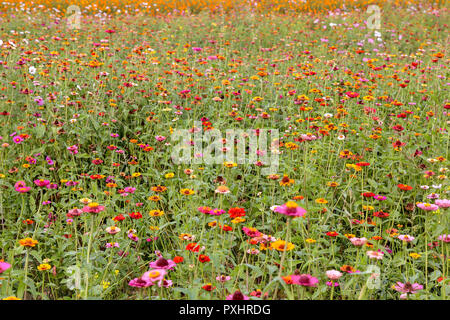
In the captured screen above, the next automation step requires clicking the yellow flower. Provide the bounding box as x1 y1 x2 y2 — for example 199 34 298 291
102 281 110 289
305 238 316 244
2 296 21 300
132 172 141 177
180 188 195 196
149 210 164 217
271 240 295 251
37 263 51 271
148 195 161 202
223 161 237 168
231 217 246 224
165 172 175 178
315 198 328 204
410 253 421 259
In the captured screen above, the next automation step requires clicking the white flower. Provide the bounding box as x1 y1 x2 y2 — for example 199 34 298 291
420 185 429 190
432 184 442 189
324 113 333 118
337 135 346 140
28 66 36 75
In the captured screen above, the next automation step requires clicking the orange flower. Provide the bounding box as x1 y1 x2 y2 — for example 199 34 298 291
19 238 38 248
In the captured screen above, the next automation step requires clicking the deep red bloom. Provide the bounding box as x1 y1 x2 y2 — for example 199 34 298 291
326 231 339 237
362 192 375 198
198 254 210 263
128 212 143 219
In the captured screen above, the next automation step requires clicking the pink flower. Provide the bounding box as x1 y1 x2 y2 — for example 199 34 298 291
149 257 176 270
350 237 367 246
326 270 343 280
394 282 423 294
438 234 450 243
0 261 11 274
417 202 439 211
367 250 384 260
82 203 105 213
129 277 153 288
34 179 50 187
142 269 166 285
155 135 166 142
192 47 203 52
12 135 24 144
273 201 306 217
67 145 78 155
398 235 415 242
291 274 319 287
216 275 231 282
435 199 450 208
226 290 250 300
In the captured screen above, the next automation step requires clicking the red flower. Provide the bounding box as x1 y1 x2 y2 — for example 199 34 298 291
392 125 404 132
397 184 412 191
198 254 210 263
355 162 370 167
326 231 339 237
186 243 200 252
202 283 216 291
128 212 143 219
113 214 126 222
228 207 246 218
374 211 390 218
362 192 375 198
173 256 184 263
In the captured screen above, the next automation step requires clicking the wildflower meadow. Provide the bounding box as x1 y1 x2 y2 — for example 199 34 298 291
0 0 448 302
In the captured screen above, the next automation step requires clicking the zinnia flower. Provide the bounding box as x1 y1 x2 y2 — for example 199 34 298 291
273 201 306 217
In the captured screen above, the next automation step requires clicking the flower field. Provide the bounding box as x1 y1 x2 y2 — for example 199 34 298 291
0 0 448 301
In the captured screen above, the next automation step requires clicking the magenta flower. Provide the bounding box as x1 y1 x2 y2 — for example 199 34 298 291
291 274 319 287
34 179 50 187
208 208 225 216
273 201 306 217
438 234 450 243
12 135 24 144
67 145 78 155
226 290 250 300
129 277 153 288
0 261 11 274
149 257 176 270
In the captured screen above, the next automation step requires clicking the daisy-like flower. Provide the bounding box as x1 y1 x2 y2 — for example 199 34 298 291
226 290 249 300
105 226 121 235
180 188 195 196
398 235 415 242
216 275 231 282
350 237 367 246
215 185 230 194
273 201 306 217
82 202 105 213
367 250 384 260
435 199 450 208
394 282 423 294
416 202 439 211
149 257 176 270
326 270 343 280
142 269 166 285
